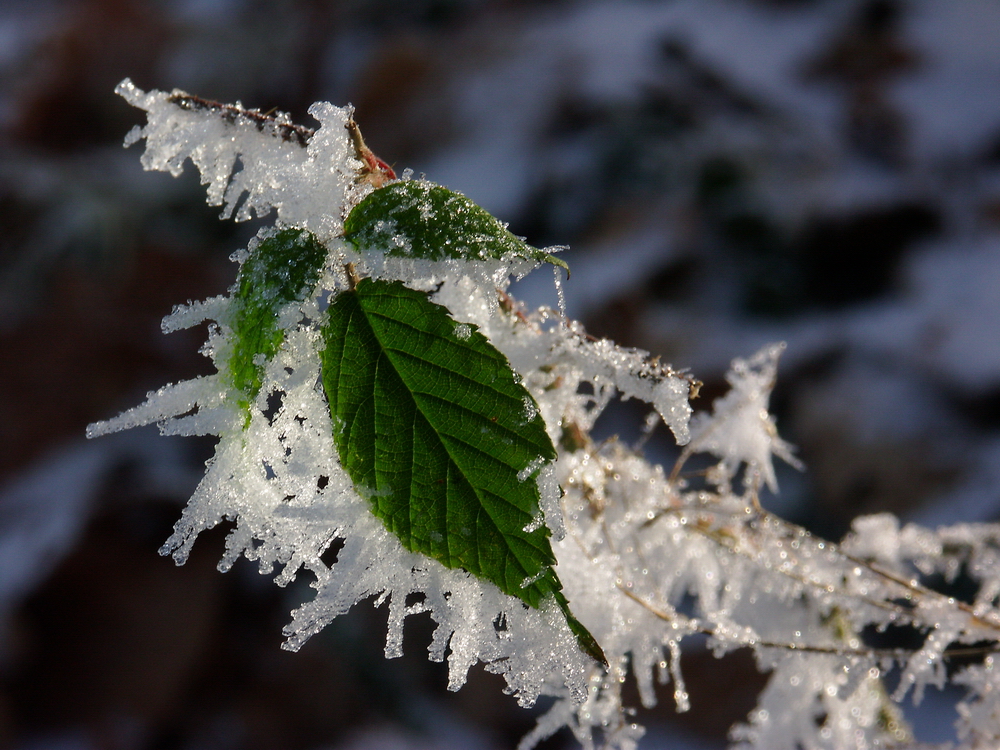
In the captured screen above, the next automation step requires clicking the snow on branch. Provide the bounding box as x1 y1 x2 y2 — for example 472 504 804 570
90 82 1000 750
116 79 364 238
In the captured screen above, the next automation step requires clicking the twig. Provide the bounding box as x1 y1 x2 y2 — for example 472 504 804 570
167 92 314 147
617 584 1000 662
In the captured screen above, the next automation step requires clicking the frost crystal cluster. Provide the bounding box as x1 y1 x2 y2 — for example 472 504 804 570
90 81 1000 750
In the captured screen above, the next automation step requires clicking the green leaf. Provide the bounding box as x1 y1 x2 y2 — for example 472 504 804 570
344 180 569 274
320 278 601 663
226 228 327 413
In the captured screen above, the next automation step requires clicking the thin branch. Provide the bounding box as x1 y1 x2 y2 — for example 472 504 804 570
642 504 919 622
639 497 1000 638
617 585 1000 663
167 92 315 147
758 508 1000 636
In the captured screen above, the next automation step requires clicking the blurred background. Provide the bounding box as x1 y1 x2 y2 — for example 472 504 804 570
2 0 1000 747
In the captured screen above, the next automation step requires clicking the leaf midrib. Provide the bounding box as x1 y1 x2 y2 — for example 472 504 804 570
356 290 546 583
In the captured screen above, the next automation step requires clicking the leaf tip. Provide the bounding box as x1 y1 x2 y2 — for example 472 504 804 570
553 589 607 666
545 253 571 278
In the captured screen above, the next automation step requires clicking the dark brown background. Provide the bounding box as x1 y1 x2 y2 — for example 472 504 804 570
2 1 1000 747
